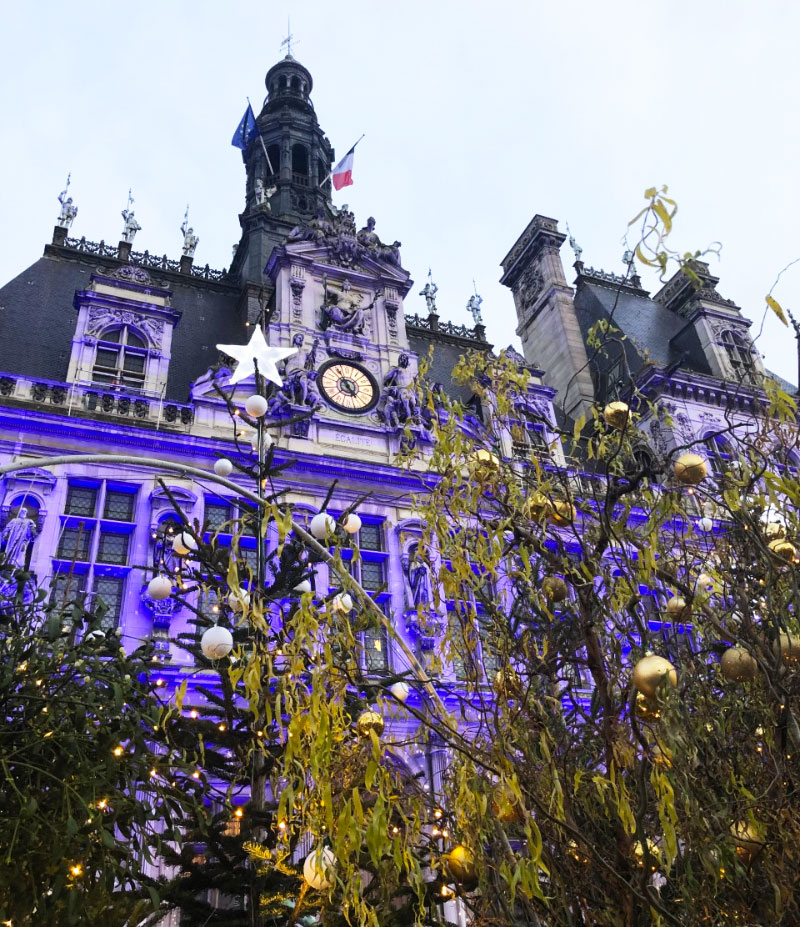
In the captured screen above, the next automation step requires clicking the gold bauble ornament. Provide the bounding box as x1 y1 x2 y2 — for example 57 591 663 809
632 653 678 698
603 401 630 430
542 575 569 603
665 595 691 620
635 691 662 721
730 821 765 862
633 838 661 871
445 845 476 885
490 785 525 824
775 633 800 665
493 668 523 696
357 710 384 737
768 538 797 562
525 491 552 521
549 499 576 527
567 840 589 864
763 520 787 541
673 452 708 485
720 647 758 681
470 449 500 478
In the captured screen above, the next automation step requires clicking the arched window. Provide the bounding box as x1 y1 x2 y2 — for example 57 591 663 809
720 329 757 383
704 434 733 476
92 326 147 389
266 145 280 181
291 76 300 92
291 143 309 177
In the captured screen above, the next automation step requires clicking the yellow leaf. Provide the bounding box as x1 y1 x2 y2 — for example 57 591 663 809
766 295 789 326
644 187 658 199
653 199 673 235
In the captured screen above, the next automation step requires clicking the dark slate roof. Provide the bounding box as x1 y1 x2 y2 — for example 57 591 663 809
767 368 797 395
407 327 492 405
0 256 90 385
574 279 686 366
0 250 243 402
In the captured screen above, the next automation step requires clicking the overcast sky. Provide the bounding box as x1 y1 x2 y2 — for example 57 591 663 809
1 1 798 386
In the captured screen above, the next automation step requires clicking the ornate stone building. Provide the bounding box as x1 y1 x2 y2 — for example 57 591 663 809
0 53 560 681
0 52 783 675
0 51 786 920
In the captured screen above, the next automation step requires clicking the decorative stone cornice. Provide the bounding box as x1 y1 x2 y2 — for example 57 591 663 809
500 214 565 288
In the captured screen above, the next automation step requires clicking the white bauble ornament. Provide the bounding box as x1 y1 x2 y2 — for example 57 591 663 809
147 575 172 600
310 512 336 539
172 532 198 556
343 513 362 534
331 592 353 613
293 579 312 594
390 681 410 702
227 590 250 612
303 846 337 890
699 516 714 532
263 431 274 448
86 629 105 642
214 458 233 478
244 394 268 418
201 625 234 660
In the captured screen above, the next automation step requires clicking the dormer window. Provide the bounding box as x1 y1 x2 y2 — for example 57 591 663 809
92 325 147 389
720 329 758 384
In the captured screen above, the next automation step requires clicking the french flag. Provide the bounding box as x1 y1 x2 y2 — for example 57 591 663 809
332 147 355 190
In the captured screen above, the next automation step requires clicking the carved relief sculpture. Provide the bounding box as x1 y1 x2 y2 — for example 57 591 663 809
319 278 380 336
378 353 422 429
269 333 322 414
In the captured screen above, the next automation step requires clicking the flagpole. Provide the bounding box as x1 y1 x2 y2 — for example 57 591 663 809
247 97 275 176
319 133 365 188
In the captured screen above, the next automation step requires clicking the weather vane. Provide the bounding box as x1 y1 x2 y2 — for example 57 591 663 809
280 18 298 57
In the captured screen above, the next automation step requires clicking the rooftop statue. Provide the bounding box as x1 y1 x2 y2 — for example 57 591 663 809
57 188 78 230
419 278 438 314
466 293 484 326
121 207 141 244
180 218 199 258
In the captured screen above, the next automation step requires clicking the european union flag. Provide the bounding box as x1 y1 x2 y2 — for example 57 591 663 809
232 103 258 151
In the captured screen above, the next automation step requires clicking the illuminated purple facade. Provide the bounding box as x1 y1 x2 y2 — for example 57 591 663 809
0 54 779 695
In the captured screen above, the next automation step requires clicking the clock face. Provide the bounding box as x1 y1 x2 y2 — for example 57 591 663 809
319 361 377 413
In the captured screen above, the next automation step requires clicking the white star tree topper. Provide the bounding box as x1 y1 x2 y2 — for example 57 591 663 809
217 327 297 387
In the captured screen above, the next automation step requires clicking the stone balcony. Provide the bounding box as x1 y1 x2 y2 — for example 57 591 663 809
0 372 194 430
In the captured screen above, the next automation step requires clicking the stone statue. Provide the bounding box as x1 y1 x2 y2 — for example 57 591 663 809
402 542 433 609
466 293 484 326
121 208 141 243
569 233 583 263
272 333 322 409
320 279 378 336
382 240 402 266
1 507 36 569
379 353 421 428
180 219 199 257
420 279 438 314
254 178 276 209
57 188 78 229
357 216 381 250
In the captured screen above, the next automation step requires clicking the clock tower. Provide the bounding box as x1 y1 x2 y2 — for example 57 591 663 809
261 204 422 461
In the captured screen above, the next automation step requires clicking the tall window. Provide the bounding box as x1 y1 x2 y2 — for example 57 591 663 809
704 435 733 477
720 330 757 384
53 482 137 630
92 325 147 390
442 564 496 682
328 519 391 674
